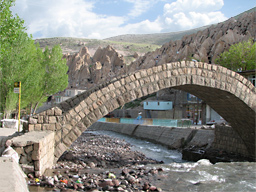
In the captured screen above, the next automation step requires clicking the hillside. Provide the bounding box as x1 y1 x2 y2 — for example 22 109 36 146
105 7 256 46
35 8 255 92
104 25 210 45
35 37 160 56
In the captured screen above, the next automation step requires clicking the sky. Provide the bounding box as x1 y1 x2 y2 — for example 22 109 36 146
11 0 256 39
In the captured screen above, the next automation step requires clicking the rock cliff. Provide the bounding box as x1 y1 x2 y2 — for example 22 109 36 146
64 45 127 89
127 11 255 73
65 11 255 89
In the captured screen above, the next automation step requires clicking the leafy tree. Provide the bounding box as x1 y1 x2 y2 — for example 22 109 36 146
30 45 68 114
0 0 35 118
215 39 256 71
0 0 68 117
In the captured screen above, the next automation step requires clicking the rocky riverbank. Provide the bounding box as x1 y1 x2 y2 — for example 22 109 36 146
28 131 166 191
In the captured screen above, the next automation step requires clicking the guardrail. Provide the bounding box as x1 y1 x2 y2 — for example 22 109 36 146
98 118 192 127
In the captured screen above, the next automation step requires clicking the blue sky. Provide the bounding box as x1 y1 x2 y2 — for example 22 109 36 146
11 0 255 39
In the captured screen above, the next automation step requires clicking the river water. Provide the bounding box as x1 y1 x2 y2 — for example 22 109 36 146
90 130 256 192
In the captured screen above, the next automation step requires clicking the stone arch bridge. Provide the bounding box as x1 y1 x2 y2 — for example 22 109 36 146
29 61 256 162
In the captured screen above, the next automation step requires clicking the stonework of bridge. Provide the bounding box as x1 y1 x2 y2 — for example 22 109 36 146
28 61 256 162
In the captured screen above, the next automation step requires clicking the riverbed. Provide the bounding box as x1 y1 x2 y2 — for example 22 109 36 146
29 130 256 192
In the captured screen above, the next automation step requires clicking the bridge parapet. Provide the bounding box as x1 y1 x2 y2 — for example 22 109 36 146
28 61 256 162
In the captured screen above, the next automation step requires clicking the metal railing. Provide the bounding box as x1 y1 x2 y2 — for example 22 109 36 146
98 118 192 127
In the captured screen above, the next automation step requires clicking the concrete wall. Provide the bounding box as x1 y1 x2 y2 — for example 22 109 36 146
0 157 29 192
212 125 249 157
90 122 249 158
89 122 215 149
10 131 55 177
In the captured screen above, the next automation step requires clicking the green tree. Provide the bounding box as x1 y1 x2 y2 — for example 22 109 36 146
0 0 36 118
0 0 68 117
215 39 256 71
30 45 68 114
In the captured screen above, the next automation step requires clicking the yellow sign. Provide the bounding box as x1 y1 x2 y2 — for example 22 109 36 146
14 82 20 87
14 81 21 132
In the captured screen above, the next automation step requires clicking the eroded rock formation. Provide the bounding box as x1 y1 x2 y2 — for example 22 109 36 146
65 11 255 89
127 11 255 73
64 45 126 89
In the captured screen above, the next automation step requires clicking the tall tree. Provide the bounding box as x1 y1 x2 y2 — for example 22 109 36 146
0 0 68 117
0 0 35 118
215 39 256 71
31 45 68 114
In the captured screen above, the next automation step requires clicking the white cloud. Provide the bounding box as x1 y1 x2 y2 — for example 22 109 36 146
161 0 227 32
11 0 227 39
124 0 159 17
12 0 126 39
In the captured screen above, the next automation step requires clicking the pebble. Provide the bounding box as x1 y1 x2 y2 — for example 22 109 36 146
28 132 165 191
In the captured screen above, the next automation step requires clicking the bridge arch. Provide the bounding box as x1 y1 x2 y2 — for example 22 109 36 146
29 61 256 161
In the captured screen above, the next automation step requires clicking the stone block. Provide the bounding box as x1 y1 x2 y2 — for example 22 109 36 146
65 113 71 122
134 72 141 79
14 147 24 156
142 86 148 96
79 100 87 109
74 104 82 113
114 81 121 88
46 109 55 116
19 154 29 164
73 126 82 137
78 111 86 119
99 105 108 117
32 150 39 160
28 124 35 132
29 117 37 124
146 68 153 76
54 107 62 116
108 83 115 91
87 112 97 122
24 145 33 154
115 88 121 96
34 160 40 171
82 117 91 127
109 91 116 99
85 97 93 105
48 124 56 131
68 131 77 142
95 89 103 98
55 143 67 158
144 77 150 84
116 96 125 106
63 136 73 146
101 87 110 95
111 99 119 109
42 124 49 130
69 109 77 118
125 84 131 91
158 80 165 89
130 74 136 82
55 122 62 130
89 92 97 101
49 116 56 124
38 116 44 124
129 82 136 89
43 116 49 123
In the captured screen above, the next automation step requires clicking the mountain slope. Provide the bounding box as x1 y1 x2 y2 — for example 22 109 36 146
104 25 210 45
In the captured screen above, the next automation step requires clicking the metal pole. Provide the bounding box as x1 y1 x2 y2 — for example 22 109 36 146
18 81 21 132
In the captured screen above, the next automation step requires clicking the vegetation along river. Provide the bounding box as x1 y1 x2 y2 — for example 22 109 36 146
29 129 256 192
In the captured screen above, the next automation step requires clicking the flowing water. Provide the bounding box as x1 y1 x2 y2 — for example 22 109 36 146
90 130 256 192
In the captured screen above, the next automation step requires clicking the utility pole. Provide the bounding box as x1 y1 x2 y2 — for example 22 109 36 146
14 82 21 132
